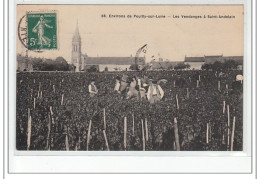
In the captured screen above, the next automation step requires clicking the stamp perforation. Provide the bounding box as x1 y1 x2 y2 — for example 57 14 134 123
18 10 58 52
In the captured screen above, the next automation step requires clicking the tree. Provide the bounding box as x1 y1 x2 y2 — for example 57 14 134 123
211 61 223 72
69 64 76 71
55 57 70 71
186 63 191 69
201 63 212 70
87 65 98 72
31 58 43 71
129 64 139 71
139 63 151 71
174 62 190 70
201 60 239 72
166 63 174 70
223 60 239 71
29 56 70 71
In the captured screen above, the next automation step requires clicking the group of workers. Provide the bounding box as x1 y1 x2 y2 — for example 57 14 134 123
88 73 243 104
88 74 165 104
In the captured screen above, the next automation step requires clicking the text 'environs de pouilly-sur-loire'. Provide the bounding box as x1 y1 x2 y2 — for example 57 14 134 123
106 14 235 19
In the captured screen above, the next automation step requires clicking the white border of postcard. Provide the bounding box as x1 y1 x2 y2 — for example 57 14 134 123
7 0 254 174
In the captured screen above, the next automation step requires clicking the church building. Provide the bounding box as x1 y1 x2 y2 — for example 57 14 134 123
71 23 84 71
71 23 145 72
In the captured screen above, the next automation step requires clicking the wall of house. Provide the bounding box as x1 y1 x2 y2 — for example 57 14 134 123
17 61 25 71
99 64 131 71
17 61 33 71
185 62 204 70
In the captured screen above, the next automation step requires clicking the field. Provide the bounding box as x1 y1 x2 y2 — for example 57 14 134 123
16 70 243 151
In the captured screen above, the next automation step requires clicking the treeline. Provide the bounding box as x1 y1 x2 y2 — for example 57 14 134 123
174 62 191 70
17 55 75 71
31 57 74 71
129 62 191 71
201 60 240 71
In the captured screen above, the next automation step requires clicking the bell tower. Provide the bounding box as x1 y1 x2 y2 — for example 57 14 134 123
72 21 82 72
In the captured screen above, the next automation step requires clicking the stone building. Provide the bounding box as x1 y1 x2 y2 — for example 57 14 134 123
17 54 33 72
184 55 243 70
71 23 84 71
71 23 145 72
184 56 205 70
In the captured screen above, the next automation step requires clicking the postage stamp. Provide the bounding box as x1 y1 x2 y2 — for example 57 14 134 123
26 12 57 50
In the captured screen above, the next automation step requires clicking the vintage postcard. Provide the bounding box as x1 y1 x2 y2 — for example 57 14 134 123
16 4 244 152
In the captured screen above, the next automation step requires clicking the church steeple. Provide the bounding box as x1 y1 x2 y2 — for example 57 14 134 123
72 21 82 72
73 20 81 42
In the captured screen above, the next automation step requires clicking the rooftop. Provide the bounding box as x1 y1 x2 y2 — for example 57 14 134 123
184 56 205 62
83 56 145 65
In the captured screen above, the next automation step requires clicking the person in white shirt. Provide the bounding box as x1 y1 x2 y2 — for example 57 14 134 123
114 76 121 93
88 79 98 97
147 79 164 104
139 75 149 100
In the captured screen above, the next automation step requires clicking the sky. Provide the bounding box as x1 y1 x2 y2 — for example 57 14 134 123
17 5 244 63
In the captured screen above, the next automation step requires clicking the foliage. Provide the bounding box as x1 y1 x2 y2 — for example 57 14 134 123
174 62 190 70
166 63 174 70
129 64 139 71
16 70 243 151
69 64 76 71
86 65 99 72
201 60 239 72
29 56 70 71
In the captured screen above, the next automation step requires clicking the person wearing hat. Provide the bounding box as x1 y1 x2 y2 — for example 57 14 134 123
231 74 243 92
88 79 98 97
147 79 164 104
236 74 243 84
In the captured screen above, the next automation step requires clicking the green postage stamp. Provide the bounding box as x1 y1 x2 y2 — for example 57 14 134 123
27 12 57 50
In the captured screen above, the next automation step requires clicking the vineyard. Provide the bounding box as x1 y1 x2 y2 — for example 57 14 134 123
16 70 243 151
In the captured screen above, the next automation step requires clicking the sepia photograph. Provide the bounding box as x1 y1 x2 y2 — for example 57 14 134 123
16 5 244 152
